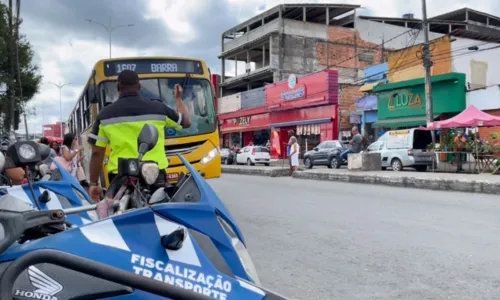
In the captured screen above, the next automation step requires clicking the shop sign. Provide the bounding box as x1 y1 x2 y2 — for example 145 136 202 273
388 91 423 111
356 95 377 111
281 86 306 101
288 74 297 89
349 113 361 124
231 116 251 126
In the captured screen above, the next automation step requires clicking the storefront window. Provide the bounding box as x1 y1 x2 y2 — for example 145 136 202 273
253 129 270 146
230 133 241 147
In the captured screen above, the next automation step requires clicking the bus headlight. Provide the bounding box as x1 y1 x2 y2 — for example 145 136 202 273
217 215 261 285
141 163 160 185
200 148 219 165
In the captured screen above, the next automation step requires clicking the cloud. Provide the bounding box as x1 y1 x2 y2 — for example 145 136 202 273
16 0 499 134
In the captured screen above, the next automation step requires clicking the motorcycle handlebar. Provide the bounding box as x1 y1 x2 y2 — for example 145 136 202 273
0 249 212 300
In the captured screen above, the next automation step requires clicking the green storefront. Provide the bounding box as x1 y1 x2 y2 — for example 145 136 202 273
373 72 466 129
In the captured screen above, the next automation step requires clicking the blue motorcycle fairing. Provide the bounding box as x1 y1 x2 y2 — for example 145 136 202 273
0 207 267 299
0 159 95 226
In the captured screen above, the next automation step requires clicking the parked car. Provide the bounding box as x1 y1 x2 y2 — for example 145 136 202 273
366 128 435 171
236 146 270 166
303 140 348 169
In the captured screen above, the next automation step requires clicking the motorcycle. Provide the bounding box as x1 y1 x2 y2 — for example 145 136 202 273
0 124 290 300
0 143 96 227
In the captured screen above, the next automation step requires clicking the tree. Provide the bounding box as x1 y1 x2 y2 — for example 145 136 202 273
0 2 42 132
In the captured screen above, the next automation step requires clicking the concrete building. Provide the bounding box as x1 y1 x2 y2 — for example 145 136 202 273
220 3 369 96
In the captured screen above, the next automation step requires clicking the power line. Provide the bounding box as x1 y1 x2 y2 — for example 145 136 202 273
266 43 500 102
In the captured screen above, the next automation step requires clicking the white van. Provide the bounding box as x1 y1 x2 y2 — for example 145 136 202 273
366 129 435 171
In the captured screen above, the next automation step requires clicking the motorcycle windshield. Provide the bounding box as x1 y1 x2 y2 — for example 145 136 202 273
152 154 245 244
51 160 89 201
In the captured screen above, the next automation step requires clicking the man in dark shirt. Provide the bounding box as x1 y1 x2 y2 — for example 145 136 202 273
87 70 191 201
341 126 363 160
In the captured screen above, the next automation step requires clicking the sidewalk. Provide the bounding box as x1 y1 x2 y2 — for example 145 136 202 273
221 165 500 195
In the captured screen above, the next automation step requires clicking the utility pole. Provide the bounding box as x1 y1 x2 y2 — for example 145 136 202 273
422 0 436 147
7 0 15 134
14 0 27 139
84 17 135 58
49 81 71 138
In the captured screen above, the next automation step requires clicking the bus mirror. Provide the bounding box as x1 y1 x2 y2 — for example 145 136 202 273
101 89 106 104
90 73 99 104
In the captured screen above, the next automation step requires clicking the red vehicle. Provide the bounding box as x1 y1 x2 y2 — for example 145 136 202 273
45 136 63 144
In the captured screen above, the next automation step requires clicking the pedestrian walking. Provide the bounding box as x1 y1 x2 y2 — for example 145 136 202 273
289 136 300 175
287 129 297 168
454 130 466 172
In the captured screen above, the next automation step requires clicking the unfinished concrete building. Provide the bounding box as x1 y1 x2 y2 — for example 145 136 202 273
219 3 373 97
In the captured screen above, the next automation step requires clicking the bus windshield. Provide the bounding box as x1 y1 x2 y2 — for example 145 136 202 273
99 78 216 138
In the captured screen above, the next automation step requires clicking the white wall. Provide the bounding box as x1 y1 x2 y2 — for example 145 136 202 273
355 18 443 50
451 37 500 87
283 19 328 39
223 19 280 53
466 85 500 111
218 93 241 114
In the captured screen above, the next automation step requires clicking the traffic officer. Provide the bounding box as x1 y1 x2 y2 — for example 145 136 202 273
87 70 191 202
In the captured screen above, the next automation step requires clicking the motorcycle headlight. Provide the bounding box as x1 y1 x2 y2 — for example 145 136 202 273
200 148 219 165
217 215 261 285
19 144 36 160
141 163 160 185
129 160 138 174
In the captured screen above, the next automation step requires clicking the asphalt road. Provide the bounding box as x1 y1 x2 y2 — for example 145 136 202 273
210 174 500 300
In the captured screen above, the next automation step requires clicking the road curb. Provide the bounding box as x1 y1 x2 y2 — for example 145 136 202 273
221 166 500 195
222 166 290 177
292 171 500 195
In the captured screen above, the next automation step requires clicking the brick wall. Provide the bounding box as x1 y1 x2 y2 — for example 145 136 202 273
338 84 364 130
316 26 386 71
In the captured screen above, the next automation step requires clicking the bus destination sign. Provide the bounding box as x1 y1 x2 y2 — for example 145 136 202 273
104 59 204 76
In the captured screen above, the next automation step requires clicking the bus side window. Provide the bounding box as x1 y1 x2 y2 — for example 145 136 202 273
76 103 82 134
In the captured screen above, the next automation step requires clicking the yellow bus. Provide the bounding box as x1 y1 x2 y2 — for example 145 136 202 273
68 56 221 188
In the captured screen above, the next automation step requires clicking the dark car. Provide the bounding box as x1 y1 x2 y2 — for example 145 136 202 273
303 140 347 169
221 148 237 165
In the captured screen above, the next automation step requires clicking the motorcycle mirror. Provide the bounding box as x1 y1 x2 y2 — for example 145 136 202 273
38 144 51 161
137 124 159 155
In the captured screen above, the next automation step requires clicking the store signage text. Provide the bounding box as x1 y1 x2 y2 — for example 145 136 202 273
388 91 423 111
281 87 306 101
231 116 251 126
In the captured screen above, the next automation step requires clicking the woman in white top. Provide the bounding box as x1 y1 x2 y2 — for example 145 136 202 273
61 133 85 181
289 136 300 175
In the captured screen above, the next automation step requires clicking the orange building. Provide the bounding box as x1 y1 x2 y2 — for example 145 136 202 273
387 35 452 83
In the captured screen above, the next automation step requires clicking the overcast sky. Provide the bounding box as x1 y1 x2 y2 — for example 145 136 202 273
14 0 499 134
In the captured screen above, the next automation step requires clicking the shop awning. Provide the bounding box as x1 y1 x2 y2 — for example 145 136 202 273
359 82 381 92
372 115 440 128
271 117 332 128
221 126 269 134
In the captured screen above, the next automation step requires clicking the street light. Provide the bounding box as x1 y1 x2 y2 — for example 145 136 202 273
48 81 71 138
84 17 135 58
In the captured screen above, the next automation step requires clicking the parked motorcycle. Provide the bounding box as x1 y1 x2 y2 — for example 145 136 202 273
0 142 96 226
0 124 289 300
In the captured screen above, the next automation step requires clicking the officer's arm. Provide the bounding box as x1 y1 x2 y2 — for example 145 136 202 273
87 115 108 185
174 91 191 128
163 104 190 130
